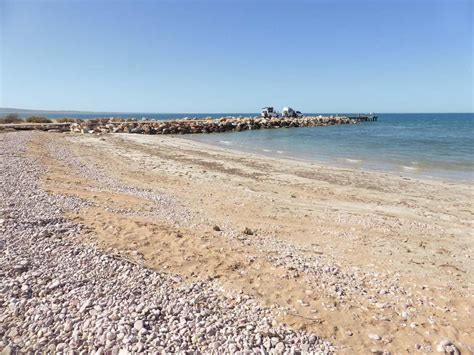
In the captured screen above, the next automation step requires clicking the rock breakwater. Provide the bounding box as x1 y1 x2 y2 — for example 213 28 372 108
70 116 362 135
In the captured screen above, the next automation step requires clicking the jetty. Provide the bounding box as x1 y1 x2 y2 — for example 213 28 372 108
0 115 377 135
346 114 377 122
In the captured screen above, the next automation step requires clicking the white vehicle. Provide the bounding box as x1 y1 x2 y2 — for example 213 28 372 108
261 107 280 118
282 107 303 118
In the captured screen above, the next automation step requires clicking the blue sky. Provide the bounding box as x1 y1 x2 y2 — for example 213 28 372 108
1 0 472 113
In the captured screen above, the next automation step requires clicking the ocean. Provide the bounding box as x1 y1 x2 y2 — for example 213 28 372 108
185 113 474 182
9 111 473 181
8 112 250 120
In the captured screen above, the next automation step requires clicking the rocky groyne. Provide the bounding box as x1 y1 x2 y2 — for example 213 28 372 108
70 116 365 135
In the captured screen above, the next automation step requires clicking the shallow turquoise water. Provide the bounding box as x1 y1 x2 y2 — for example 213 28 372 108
187 113 474 182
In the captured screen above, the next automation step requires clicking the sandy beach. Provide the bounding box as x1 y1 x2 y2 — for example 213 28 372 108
1 130 473 354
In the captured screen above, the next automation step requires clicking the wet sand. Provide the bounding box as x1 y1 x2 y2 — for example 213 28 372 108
26 132 474 353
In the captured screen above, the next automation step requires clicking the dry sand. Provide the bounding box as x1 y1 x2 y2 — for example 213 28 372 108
27 132 474 353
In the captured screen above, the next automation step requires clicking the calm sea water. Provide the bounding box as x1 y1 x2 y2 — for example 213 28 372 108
11 111 473 181
186 113 474 182
11 112 250 120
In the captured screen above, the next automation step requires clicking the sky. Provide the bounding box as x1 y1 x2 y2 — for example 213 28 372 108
0 0 472 113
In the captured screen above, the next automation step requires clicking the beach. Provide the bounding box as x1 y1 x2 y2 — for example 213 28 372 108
1 130 473 353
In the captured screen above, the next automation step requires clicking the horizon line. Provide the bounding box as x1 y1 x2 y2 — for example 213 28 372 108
1 107 473 115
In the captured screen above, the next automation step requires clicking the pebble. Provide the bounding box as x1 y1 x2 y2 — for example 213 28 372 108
48 280 60 289
134 320 144 331
437 339 460 354
368 334 381 341
106 331 116 341
275 342 285 353
64 321 72 332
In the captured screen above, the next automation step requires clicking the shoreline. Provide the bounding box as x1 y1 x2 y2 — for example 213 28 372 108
183 134 474 186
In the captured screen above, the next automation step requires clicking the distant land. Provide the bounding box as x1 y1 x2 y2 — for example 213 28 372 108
0 107 113 115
